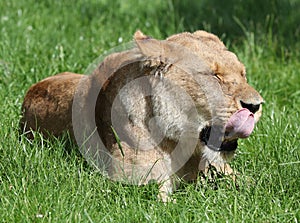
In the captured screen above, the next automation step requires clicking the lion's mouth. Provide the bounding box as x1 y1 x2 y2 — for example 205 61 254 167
199 108 255 152
199 126 238 151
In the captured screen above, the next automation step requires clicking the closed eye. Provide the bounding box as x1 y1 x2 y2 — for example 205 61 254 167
214 73 222 82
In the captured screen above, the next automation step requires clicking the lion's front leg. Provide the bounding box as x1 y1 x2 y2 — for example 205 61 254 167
158 175 179 203
199 148 237 182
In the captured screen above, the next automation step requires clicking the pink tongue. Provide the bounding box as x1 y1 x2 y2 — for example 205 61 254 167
225 108 255 138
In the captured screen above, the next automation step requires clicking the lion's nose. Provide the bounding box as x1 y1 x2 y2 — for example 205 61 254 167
240 100 261 114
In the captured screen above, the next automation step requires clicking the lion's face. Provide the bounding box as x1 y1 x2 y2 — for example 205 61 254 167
165 31 264 153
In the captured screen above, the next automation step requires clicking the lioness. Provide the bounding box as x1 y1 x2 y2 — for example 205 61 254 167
20 30 264 201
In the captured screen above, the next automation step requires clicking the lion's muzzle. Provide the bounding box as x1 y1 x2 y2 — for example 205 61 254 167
200 108 255 152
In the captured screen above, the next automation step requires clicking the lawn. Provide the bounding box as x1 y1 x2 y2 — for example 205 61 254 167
0 0 299 222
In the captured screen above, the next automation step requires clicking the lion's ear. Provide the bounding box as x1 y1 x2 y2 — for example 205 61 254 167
134 31 212 78
134 30 151 41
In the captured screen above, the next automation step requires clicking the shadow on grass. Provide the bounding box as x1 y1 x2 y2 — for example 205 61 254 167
172 0 300 47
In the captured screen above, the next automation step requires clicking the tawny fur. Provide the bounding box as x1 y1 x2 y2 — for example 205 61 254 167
20 30 263 201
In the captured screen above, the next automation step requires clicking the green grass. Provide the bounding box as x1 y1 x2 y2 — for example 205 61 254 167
0 0 299 222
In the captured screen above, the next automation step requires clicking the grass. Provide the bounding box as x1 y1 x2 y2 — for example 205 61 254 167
0 0 299 222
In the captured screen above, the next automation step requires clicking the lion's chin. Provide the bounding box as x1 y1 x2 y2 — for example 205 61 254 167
199 126 238 152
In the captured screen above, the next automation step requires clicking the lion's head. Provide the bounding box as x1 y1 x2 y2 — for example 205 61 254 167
166 31 264 158
131 31 264 159
164 31 264 172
